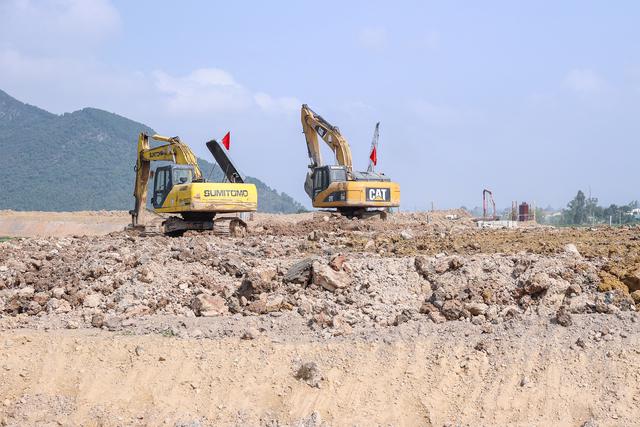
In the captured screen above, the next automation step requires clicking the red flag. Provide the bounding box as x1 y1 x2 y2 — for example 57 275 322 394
222 131 230 150
369 146 377 166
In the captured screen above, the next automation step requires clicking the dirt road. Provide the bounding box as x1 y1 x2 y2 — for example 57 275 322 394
0 210 129 237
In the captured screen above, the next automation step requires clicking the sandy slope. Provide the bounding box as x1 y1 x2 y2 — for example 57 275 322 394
1 314 639 426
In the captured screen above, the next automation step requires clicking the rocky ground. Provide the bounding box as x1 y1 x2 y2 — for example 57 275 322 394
1 211 639 426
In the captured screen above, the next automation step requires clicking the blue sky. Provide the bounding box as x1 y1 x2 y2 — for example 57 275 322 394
1 1 639 210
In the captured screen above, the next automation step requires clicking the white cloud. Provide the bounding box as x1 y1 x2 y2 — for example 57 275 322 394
154 68 299 115
153 68 253 114
0 48 151 115
564 68 606 95
0 0 121 53
254 92 300 113
357 27 389 51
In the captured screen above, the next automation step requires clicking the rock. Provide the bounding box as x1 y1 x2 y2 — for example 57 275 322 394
523 272 550 295
312 261 350 292
104 316 122 331
65 319 79 329
137 267 154 283
247 297 268 314
284 258 315 284
364 239 375 251
295 411 323 427
83 293 102 308
485 305 498 322
330 315 353 336
630 290 640 305
400 230 414 240
465 302 488 316
440 300 467 320
567 294 592 313
448 257 464 270
329 254 346 271
17 286 35 298
237 274 273 299
220 256 245 277
419 301 438 314
134 345 144 356
563 244 581 257
51 287 65 299
414 256 432 278
257 269 277 282
265 295 284 312
393 312 410 326
241 327 260 340
554 306 572 327
191 294 228 317
91 313 105 328
428 311 446 324
622 268 640 292
294 362 323 388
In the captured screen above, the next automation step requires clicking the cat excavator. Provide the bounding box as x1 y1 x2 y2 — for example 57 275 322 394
130 133 257 236
300 104 400 218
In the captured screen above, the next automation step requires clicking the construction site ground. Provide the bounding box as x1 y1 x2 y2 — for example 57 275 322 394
1 210 639 426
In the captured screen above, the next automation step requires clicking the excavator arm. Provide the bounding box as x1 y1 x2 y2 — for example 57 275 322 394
301 104 353 170
131 133 203 227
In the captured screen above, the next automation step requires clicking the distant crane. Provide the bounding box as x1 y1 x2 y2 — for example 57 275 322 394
483 189 499 220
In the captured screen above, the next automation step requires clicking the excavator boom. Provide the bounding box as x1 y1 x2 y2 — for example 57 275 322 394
301 104 353 170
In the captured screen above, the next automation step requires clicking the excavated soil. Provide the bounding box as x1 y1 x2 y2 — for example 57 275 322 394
1 210 639 426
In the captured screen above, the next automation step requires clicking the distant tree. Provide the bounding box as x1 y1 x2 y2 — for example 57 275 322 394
565 190 587 225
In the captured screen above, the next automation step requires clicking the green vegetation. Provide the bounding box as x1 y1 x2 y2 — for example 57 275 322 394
540 190 639 226
0 237 11 242
0 89 305 213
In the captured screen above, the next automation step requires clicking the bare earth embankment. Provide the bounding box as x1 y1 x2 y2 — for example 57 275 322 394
1 210 639 426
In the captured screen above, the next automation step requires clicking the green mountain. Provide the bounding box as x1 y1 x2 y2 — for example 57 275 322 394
0 89 305 213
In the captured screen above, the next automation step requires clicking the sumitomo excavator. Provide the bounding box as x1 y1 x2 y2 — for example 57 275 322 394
130 133 257 236
300 104 400 218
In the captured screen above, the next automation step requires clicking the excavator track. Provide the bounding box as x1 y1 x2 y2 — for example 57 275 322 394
130 215 247 237
337 208 389 220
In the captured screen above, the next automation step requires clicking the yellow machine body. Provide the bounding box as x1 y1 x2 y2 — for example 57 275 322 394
155 182 257 214
311 180 400 209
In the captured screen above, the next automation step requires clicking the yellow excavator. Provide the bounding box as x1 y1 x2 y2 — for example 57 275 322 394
130 133 257 236
301 104 400 218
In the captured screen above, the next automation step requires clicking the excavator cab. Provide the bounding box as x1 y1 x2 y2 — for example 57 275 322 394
151 165 194 208
306 165 348 200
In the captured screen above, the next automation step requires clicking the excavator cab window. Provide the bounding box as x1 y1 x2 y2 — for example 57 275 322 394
312 167 329 198
330 168 347 182
173 168 193 185
312 166 347 197
152 166 172 208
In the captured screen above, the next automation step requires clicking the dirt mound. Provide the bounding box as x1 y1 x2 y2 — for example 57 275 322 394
1 230 637 335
